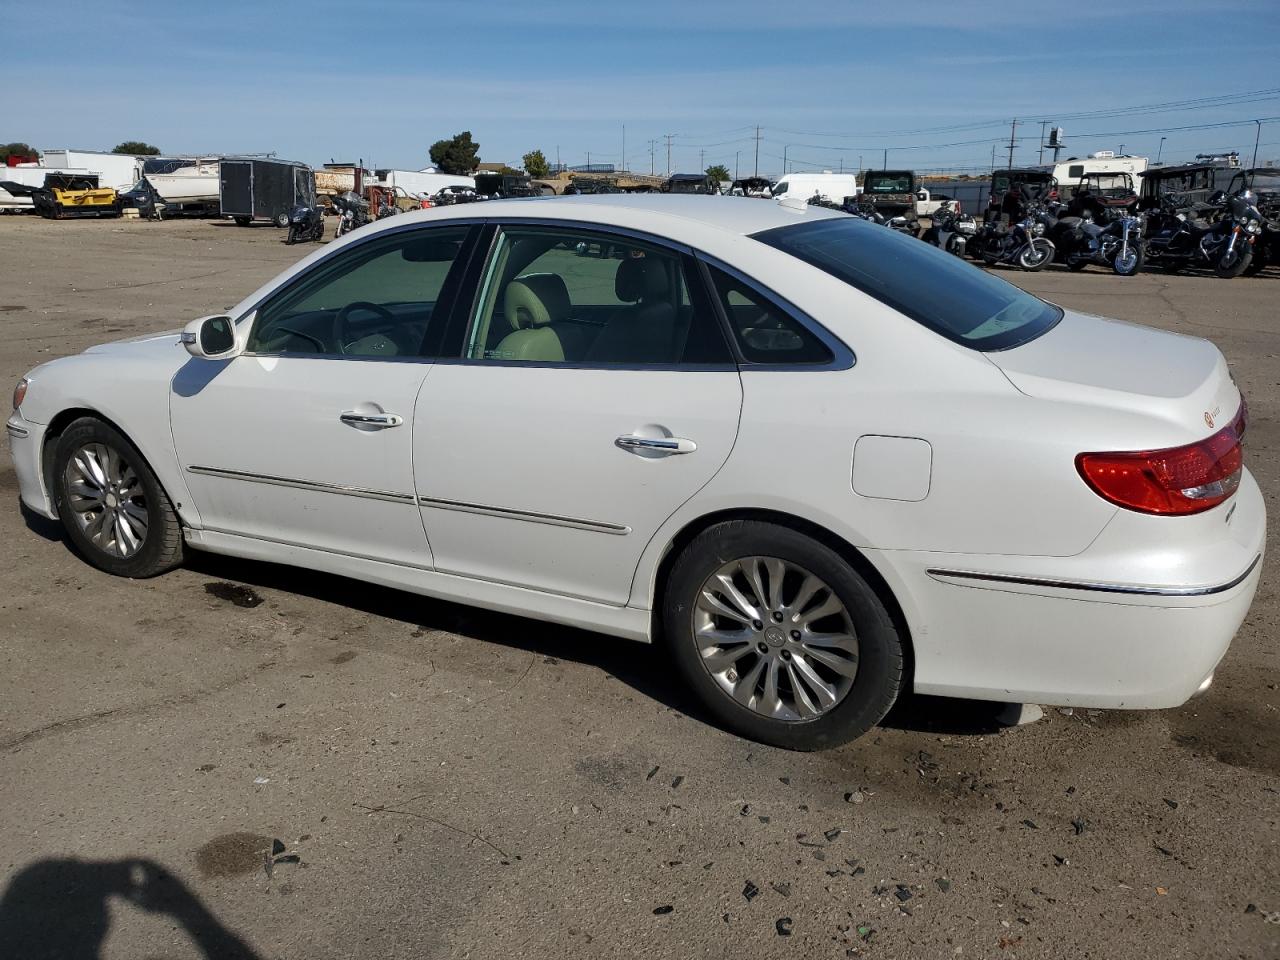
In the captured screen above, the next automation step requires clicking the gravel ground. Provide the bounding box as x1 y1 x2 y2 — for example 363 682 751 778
0 214 1276 959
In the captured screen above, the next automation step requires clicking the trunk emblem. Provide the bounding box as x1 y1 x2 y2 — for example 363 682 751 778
1204 412 1215 428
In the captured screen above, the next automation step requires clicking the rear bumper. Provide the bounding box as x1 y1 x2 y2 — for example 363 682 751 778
6 413 55 519
869 469 1266 709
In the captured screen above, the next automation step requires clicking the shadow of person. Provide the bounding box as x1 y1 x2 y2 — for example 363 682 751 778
0 858 260 960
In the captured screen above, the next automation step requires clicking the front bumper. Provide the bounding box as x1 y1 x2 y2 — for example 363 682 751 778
868 469 1266 709
5 413 55 519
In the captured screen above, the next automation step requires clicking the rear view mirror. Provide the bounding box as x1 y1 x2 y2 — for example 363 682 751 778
181 315 239 359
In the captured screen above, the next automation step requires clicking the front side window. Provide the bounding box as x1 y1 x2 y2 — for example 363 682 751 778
755 217 1061 351
248 226 470 358
464 227 730 365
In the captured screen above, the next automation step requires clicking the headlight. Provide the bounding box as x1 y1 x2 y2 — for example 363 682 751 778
13 378 27 411
1246 218 1262 234
1032 221 1046 237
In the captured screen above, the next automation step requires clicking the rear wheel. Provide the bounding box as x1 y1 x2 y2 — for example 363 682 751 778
273 211 290 228
51 418 184 578
1067 257 1089 271
233 215 251 227
663 520 903 750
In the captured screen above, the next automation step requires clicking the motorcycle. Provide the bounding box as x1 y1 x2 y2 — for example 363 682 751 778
920 199 977 256
332 191 371 238
285 203 324 245
1143 189 1263 278
1050 210 1145 276
972 204 1055 270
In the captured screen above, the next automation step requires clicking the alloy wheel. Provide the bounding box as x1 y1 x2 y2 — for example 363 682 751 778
693 556 859 721
63 442 149 558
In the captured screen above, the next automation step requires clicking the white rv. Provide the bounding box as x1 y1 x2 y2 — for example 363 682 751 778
1039 152 1149 198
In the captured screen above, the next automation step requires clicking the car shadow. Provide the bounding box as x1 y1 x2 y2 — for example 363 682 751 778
0 857 260 960
183 549 1011 740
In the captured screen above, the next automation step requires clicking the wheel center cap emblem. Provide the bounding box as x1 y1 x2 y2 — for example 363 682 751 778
764 627 787 647
105 493 118 509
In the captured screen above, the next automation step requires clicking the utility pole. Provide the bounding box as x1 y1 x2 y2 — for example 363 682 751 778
783 145 789 173
882 148 887 170
753 125 761 177
990 143 997 170
858 154 862 173
699 148 705 172
1253 119 1263 168
1157 136 1166 164
664 133 673 176
586 151 591 170
735 150 739 180
1007 118 1018 169
1038 120 1047 165
621 125 625 174
556 145 560 172
839 157 843 173
1119 143 1126 155
647 139 655 176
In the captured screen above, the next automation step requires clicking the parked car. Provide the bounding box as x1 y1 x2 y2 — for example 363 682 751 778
662 173 721 195
771 173 857 205
7 196 1261 750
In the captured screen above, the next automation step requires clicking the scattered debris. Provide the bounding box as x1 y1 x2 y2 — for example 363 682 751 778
204 582 264 608
999 936 1023 949
653 905 674 915
1156 887 1169 896
1263 911 1280 924
671 776 684 789
857 924 874 942
824 828 843 842
844 791 866 804
775 917 793 936
935 878 952 893
894 885 913 902
1245 904 1256 914
646 766 660 781
1052 855 1069 866
1057 707 1074 716
1163 798 1179 809
779 777 791 785
743 881 760 902
1154 843 1174 857
1072 819 1087 835
253 777 270 785
770 882 791 897
1021 819 1038 830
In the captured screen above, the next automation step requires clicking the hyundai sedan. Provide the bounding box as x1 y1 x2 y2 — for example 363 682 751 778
6 195 1263 750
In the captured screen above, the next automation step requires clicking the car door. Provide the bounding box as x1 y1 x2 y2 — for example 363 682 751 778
412 222 743 605
170 223 478 567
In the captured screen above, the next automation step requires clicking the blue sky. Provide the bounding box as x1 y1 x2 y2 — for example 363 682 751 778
6 0 1280 175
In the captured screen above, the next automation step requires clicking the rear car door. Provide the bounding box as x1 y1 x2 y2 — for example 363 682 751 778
412 222 743 605
170 223 479 568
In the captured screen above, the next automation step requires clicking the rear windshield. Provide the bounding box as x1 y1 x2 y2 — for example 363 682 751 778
754 217 1061 351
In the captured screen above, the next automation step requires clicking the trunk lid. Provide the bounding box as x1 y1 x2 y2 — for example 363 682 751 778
987 310 1240 442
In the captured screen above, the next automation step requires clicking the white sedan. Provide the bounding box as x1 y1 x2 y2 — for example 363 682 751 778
6 195 1263 750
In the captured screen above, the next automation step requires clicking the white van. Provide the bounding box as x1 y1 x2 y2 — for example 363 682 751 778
771 172 861 205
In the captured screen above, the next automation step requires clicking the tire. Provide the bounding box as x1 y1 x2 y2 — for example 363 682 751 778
273 211 290 229
1244 245 1267 276
1017 240 1053 271
662 520 904 750
1215 244 1252 279
1113 243 1144 276
1067 258 1089 271
285 225 299 245
51 418 184 578
233 215 251 227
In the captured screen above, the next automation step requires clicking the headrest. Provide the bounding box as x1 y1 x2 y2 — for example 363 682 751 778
614 255 671 303
504 273 571 331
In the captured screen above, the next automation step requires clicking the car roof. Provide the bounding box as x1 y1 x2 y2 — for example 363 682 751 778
385 193 847 238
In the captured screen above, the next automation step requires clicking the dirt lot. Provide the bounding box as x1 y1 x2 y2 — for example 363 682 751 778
0 215 1276 959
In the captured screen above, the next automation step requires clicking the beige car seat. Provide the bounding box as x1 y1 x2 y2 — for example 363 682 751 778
491 273 574 361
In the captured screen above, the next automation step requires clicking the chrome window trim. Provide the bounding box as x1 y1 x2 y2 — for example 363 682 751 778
696 253 855 372
419 495 631 536
187 465 416 504
926 554 1261 597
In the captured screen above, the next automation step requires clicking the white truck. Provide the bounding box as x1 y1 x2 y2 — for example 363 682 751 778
771 172 861 205
914 186 952 217
1038 152 1149 198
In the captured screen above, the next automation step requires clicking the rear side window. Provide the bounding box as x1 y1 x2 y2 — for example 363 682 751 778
754 217 1061 351
705 265 833 364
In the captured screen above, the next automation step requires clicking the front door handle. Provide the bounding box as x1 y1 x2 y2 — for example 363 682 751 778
340 411 404 428
615 435 697 455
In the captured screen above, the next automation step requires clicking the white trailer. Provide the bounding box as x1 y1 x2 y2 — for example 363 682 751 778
40 150 144 191
374 169 475 199
0 164 97 210
1037 152 1149 197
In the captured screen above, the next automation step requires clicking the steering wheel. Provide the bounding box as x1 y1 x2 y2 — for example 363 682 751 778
332 301 396 354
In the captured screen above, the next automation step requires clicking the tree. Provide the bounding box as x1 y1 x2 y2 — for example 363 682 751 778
113 141 161 155
429 132 480 175
706 164 731 183
0 142 39 164
522 149 550 179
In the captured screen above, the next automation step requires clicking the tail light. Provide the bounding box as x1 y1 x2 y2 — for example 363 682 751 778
12 377 26 411
1076 402 1247 515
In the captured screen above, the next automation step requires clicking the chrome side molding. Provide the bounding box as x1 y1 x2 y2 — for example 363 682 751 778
419 496 630 535
926 554 1261 598
186 466 416 504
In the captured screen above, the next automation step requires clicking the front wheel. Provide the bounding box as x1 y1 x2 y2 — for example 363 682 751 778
1113 242 1144 276
1215 243 1253 279
1018 239 1053 271
1244 244 1268 276
51 418 184 578
663 520 904 750
273 211 290 228
285 224 300 245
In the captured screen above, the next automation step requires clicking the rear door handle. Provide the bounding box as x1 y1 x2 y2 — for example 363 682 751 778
340 411 404 428
615 435 697 455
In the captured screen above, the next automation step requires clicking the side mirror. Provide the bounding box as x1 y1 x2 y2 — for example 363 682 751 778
180 315 239 359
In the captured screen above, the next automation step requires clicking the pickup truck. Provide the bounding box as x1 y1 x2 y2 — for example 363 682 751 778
915 187 953 218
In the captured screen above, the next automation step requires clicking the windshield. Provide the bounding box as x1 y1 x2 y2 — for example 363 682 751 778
754 217 1061 351
772 180 789 196
864 174 913 193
